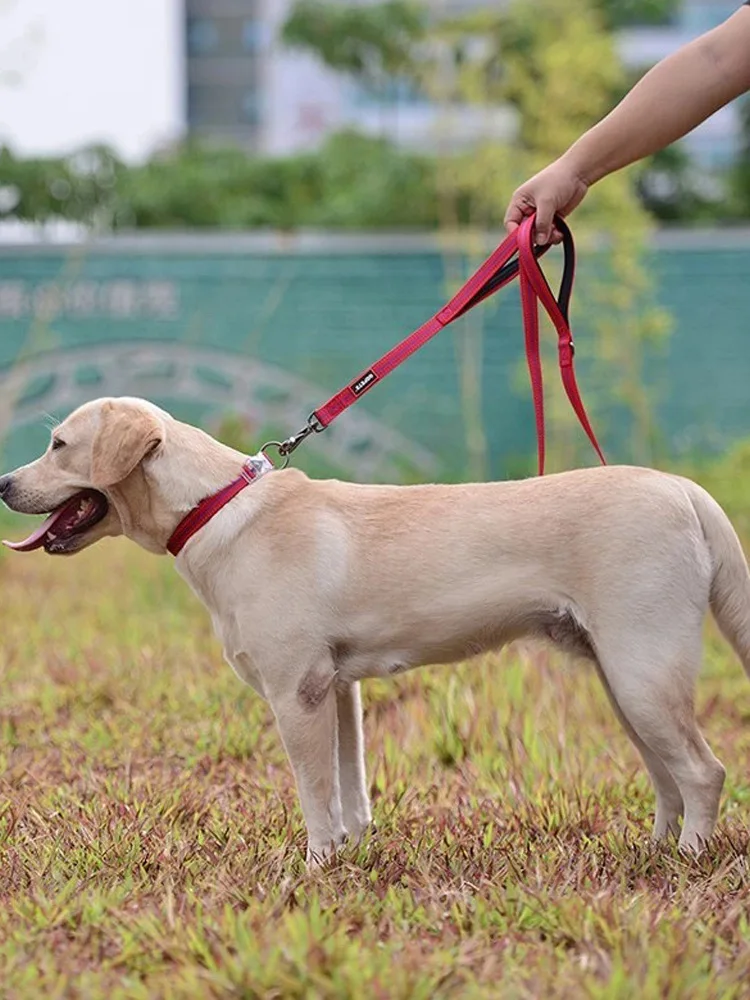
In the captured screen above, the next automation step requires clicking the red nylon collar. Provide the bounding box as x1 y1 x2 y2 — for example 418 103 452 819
167 452 275 557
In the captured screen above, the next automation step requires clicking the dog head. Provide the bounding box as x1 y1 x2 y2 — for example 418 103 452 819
0 397 233 556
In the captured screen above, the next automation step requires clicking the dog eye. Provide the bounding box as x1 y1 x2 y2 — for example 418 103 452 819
51 438 66 451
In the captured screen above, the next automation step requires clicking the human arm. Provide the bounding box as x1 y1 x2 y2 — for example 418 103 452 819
504 4 750 244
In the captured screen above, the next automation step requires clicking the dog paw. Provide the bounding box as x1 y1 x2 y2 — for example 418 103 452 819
344 815 376 844
305 830 348 869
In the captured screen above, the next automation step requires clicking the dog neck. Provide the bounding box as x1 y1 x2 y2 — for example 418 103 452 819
166 452 275 556
110 423 270 557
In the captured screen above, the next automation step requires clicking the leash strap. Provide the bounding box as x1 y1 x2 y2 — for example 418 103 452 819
284 213 604 475
311 229 546 428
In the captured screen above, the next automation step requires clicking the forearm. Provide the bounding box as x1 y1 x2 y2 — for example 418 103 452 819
564 6 750 185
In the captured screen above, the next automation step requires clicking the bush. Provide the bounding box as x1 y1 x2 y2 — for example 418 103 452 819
0 134 445 232
3 129 738 233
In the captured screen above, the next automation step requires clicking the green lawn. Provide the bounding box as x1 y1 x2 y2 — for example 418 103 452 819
0 515 749 998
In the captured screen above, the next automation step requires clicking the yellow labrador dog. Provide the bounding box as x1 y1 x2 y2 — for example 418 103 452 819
1 397 749 863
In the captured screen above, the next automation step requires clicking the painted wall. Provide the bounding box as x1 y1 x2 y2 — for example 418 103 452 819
0 231 748 481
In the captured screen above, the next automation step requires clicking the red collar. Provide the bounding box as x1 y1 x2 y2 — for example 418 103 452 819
167 452 275 557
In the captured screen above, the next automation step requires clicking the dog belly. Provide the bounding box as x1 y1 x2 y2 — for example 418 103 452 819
335 648 416 682
332 625 518 683
332 603 595 684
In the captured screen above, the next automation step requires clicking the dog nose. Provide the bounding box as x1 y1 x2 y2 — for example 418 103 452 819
0 475 12 500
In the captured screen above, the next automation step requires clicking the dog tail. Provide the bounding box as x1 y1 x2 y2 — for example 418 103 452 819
686 479 750 679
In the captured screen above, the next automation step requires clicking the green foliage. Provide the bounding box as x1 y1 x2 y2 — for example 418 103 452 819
682 437 750 540
117 144 326 230
593 0 679 29
419 0 672 470
479 0 624 158
731 97 750 218
0 136 449 231
282 0 426 82
311 131 441 227
11 134 549 232
637 146 729 223
439 0 624 149
0 0 734 233
0 144 121 228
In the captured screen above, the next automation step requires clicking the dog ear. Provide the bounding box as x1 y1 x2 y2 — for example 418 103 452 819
90 400 163 489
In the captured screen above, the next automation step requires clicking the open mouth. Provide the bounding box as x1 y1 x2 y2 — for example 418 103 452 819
2 490 109 554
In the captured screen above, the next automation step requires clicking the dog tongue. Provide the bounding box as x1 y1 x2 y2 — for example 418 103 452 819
2 501 77 552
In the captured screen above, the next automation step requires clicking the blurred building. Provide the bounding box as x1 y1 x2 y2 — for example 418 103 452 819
185 0 746 166
185 0 270 150
185 0 517 156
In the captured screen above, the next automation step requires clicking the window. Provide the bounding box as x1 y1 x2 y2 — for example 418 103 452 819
349 77 426 109
242 20 268 54
187 85 236 127
187 85 264 129
241 90 263 126
186 18 219 56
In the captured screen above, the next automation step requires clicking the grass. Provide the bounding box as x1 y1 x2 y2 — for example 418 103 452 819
0 511 749 998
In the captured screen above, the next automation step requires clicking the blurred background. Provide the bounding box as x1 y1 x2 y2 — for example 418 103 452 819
1 0 749 485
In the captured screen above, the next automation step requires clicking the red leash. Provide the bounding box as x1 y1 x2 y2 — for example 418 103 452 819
278 212 605 476
167 214 605 556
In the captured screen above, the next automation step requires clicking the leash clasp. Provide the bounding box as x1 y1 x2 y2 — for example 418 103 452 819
276 413 325 459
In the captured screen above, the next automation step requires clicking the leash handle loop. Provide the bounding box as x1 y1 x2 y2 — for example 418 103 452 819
517 216 605 473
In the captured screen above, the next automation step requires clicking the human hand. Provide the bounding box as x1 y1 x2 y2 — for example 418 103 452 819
504 158 590 245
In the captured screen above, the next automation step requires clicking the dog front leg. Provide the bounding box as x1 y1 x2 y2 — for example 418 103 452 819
336 682 372 841
269 657 346 866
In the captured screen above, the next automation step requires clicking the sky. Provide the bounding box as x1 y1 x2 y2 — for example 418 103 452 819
0 0 183 162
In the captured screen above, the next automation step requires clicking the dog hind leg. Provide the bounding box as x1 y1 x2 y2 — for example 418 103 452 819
595 629 724 852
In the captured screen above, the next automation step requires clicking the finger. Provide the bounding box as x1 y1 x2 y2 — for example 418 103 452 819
533 197 556 245
503 199 530 234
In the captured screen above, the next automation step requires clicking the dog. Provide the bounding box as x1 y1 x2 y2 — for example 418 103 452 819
1 396 748 864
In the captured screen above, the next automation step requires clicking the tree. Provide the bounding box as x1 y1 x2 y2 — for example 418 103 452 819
732 96 750 216
282 0 425 76
282 0 426 135
283 0 674 474
424 0 672 473
594 0 679 29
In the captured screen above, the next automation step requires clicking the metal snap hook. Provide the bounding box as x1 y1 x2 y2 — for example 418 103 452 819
260 441 290 470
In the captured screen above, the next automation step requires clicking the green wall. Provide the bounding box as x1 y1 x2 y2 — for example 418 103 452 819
0 231 748 479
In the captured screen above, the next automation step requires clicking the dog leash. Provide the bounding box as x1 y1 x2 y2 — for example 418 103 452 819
167 214 605 556
274 213 605 477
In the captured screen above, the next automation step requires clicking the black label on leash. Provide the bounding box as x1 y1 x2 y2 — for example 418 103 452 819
350 369 378 396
